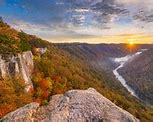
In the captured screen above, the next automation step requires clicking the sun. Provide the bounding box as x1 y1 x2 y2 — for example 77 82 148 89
127 38 135 46
130 41 134 45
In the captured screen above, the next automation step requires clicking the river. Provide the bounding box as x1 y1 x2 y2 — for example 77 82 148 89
113 49 147 98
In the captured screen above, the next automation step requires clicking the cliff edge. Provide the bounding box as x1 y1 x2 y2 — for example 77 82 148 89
1 88 139 122
0 51 34 91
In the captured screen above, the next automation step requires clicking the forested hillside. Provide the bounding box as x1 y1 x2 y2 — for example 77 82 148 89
119 48 153 105
0 20 153 122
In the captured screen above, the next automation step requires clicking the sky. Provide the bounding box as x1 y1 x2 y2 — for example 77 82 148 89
1 0 153 43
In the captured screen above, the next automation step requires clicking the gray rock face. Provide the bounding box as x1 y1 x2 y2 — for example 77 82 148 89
0 51 34 91
1 88 139 122
1 103 40 122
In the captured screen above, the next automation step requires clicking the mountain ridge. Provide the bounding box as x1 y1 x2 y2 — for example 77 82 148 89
0 19 153 121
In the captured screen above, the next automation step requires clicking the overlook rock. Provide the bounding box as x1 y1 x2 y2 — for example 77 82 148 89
1 88 139 122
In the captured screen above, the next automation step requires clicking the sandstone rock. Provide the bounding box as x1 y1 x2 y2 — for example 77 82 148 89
1 103 39 122
0 88 139 122
0 51 34 91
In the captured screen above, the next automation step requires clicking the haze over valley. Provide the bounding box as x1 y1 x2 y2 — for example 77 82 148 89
1 0 153 122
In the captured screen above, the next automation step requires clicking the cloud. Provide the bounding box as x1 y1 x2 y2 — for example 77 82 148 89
115 0 153 24
120 0 153 6
2 0 153 43
115 0 139 4
12 0 127 27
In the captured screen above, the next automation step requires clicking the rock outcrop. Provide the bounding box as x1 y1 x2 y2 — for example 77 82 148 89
0 51 34 91
1 88 139 122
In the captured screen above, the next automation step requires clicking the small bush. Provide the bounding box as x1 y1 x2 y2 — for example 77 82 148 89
42 100 49 106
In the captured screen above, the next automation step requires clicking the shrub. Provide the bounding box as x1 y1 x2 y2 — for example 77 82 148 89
0 79 32 118
42 100 49 106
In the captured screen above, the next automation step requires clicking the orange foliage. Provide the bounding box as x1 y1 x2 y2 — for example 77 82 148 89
39 79 49 90
42 91 49 99
0 105 14 117
52 76 61 82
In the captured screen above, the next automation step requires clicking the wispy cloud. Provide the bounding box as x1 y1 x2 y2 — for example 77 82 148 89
1 0 153 43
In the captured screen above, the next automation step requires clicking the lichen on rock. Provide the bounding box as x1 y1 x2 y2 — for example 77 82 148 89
1 88 139 122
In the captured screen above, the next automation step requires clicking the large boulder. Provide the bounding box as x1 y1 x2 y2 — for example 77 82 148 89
1 88 139 122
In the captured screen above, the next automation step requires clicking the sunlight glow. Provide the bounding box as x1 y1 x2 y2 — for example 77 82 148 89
130 41 134 45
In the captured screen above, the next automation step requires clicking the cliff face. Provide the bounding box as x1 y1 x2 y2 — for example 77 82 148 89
0 51 34 91
1 88 139 122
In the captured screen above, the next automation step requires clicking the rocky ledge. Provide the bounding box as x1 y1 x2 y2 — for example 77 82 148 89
1 88 139 122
